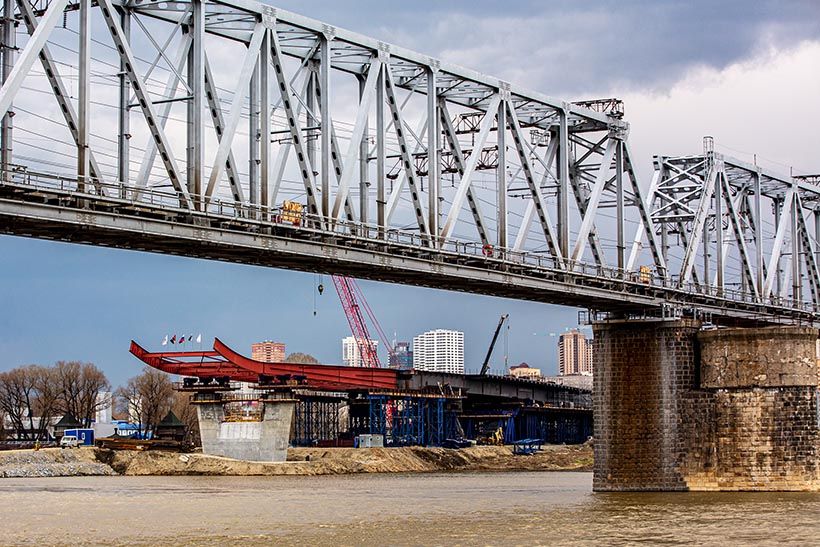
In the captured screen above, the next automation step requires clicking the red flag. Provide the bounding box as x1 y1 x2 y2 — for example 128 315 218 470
179 335 186 344
170 335 177 344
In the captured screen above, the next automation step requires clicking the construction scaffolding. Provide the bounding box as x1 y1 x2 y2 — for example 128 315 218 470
366 394 460 447
291 394 345 447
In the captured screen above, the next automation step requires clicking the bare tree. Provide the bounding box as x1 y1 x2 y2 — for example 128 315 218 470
115 368 175 439
54 361 111 426
284 352 320 365
0 365 60 441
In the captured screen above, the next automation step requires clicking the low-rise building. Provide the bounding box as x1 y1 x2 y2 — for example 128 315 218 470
509 362 542 380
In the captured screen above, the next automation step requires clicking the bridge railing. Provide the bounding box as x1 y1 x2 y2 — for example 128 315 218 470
1 166 815 317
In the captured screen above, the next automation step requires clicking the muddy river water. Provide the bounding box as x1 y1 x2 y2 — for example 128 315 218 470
1 472 819 546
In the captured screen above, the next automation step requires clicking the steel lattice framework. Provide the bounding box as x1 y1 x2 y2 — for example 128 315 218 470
0 0 815 325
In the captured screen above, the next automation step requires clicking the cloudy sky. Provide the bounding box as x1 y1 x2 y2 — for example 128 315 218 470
1 0 819 386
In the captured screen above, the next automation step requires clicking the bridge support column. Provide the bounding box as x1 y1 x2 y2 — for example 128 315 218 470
195 396 296 462
594 319 820 491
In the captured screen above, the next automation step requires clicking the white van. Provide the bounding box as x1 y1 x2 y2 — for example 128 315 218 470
60 435 79 449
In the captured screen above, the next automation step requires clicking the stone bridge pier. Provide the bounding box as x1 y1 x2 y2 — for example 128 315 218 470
593 319 820 491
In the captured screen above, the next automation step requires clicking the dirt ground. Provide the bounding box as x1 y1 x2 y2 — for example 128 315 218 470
103 444 593 476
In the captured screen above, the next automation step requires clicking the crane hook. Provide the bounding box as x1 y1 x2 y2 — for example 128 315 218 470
317 283 324 295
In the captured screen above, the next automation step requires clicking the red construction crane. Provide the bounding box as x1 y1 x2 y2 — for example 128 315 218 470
331 275 394 368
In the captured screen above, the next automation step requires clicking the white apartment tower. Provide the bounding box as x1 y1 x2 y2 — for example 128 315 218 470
342 336 379 367
412 329 465 374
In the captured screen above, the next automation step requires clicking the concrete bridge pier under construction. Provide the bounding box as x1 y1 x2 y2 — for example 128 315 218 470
593 320 820 492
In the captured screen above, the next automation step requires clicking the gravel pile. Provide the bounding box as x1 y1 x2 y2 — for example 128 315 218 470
0 449 115 478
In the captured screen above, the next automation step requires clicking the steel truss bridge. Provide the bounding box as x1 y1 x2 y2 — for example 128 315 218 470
0 0 817 325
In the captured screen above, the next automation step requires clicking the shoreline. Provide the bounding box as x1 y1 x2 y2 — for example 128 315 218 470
0 444 592 478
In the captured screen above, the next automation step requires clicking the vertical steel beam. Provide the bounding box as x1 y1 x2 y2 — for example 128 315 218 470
117 7 130 190
557 108 570 258
319 34 331 220
426 68 438 244
260 29 271 213
679 166 716 285
791 181 801 302
754 169 763 296
249 63 260 205
359 74 370 224
714 169 724 292
496 99 507 249
77 0 90 192
0 0 13 176
774 198 783 296
376 64 385 236
615 141 625 270
187 0 204 208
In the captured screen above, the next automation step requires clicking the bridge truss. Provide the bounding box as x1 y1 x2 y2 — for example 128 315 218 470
0 0 815 324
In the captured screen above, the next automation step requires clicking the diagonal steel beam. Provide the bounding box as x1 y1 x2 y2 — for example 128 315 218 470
571 139 616 264
679 164 717 285
98 0 192 207
794 193 820 305
763 189 795 299
205 23 265 201
720 175 758 298
269 26 321 217
203 50 244 204
622 142 667 278
440 94 500 240
438 99 489 246
384 66 428 239
331 56 381 221
0 0 68 119
16 0 105 194
505 99 563 265
134 34 191 191
513 139 558 253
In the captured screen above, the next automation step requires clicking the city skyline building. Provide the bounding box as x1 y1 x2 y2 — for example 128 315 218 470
389 341 414 370
412 329 465 374
251 341 286 363
557 329 594 376
342 336 379 367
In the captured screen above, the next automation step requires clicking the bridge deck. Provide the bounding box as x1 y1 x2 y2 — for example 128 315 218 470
0 172 813 325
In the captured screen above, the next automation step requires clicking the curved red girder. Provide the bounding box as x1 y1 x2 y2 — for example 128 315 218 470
213 338 398 390
129 339 400 391
129 341 257 382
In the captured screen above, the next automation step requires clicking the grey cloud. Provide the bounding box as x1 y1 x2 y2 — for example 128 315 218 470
268 0 820 97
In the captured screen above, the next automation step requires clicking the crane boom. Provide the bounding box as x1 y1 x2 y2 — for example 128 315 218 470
332 276 381 368
480 314 509 376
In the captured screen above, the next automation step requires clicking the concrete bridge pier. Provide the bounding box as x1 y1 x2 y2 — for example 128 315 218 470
593 319 820 491
195 395 296 462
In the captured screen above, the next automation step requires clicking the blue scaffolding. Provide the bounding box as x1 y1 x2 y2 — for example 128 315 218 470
367 395 457 447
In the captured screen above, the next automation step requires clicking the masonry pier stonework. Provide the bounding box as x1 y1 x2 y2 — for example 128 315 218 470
594 319 820 491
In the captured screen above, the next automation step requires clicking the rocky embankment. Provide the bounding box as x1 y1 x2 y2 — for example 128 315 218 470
0 444 592 478
0 448 115 478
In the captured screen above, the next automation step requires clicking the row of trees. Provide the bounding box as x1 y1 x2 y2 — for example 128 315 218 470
0 363 199 444
0 362 110 440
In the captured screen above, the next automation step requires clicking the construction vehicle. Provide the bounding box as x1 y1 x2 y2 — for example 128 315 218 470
479 314 509 376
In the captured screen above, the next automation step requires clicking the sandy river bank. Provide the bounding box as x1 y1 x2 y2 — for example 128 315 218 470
0 444 592 478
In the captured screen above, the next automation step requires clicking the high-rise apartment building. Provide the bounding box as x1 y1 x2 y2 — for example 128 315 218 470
388 341 413 370
412 330 464 374
557 329 593 375
252 341 286 363
342 336 379 367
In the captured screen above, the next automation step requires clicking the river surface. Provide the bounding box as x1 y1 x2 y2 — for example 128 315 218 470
1 472 819 546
